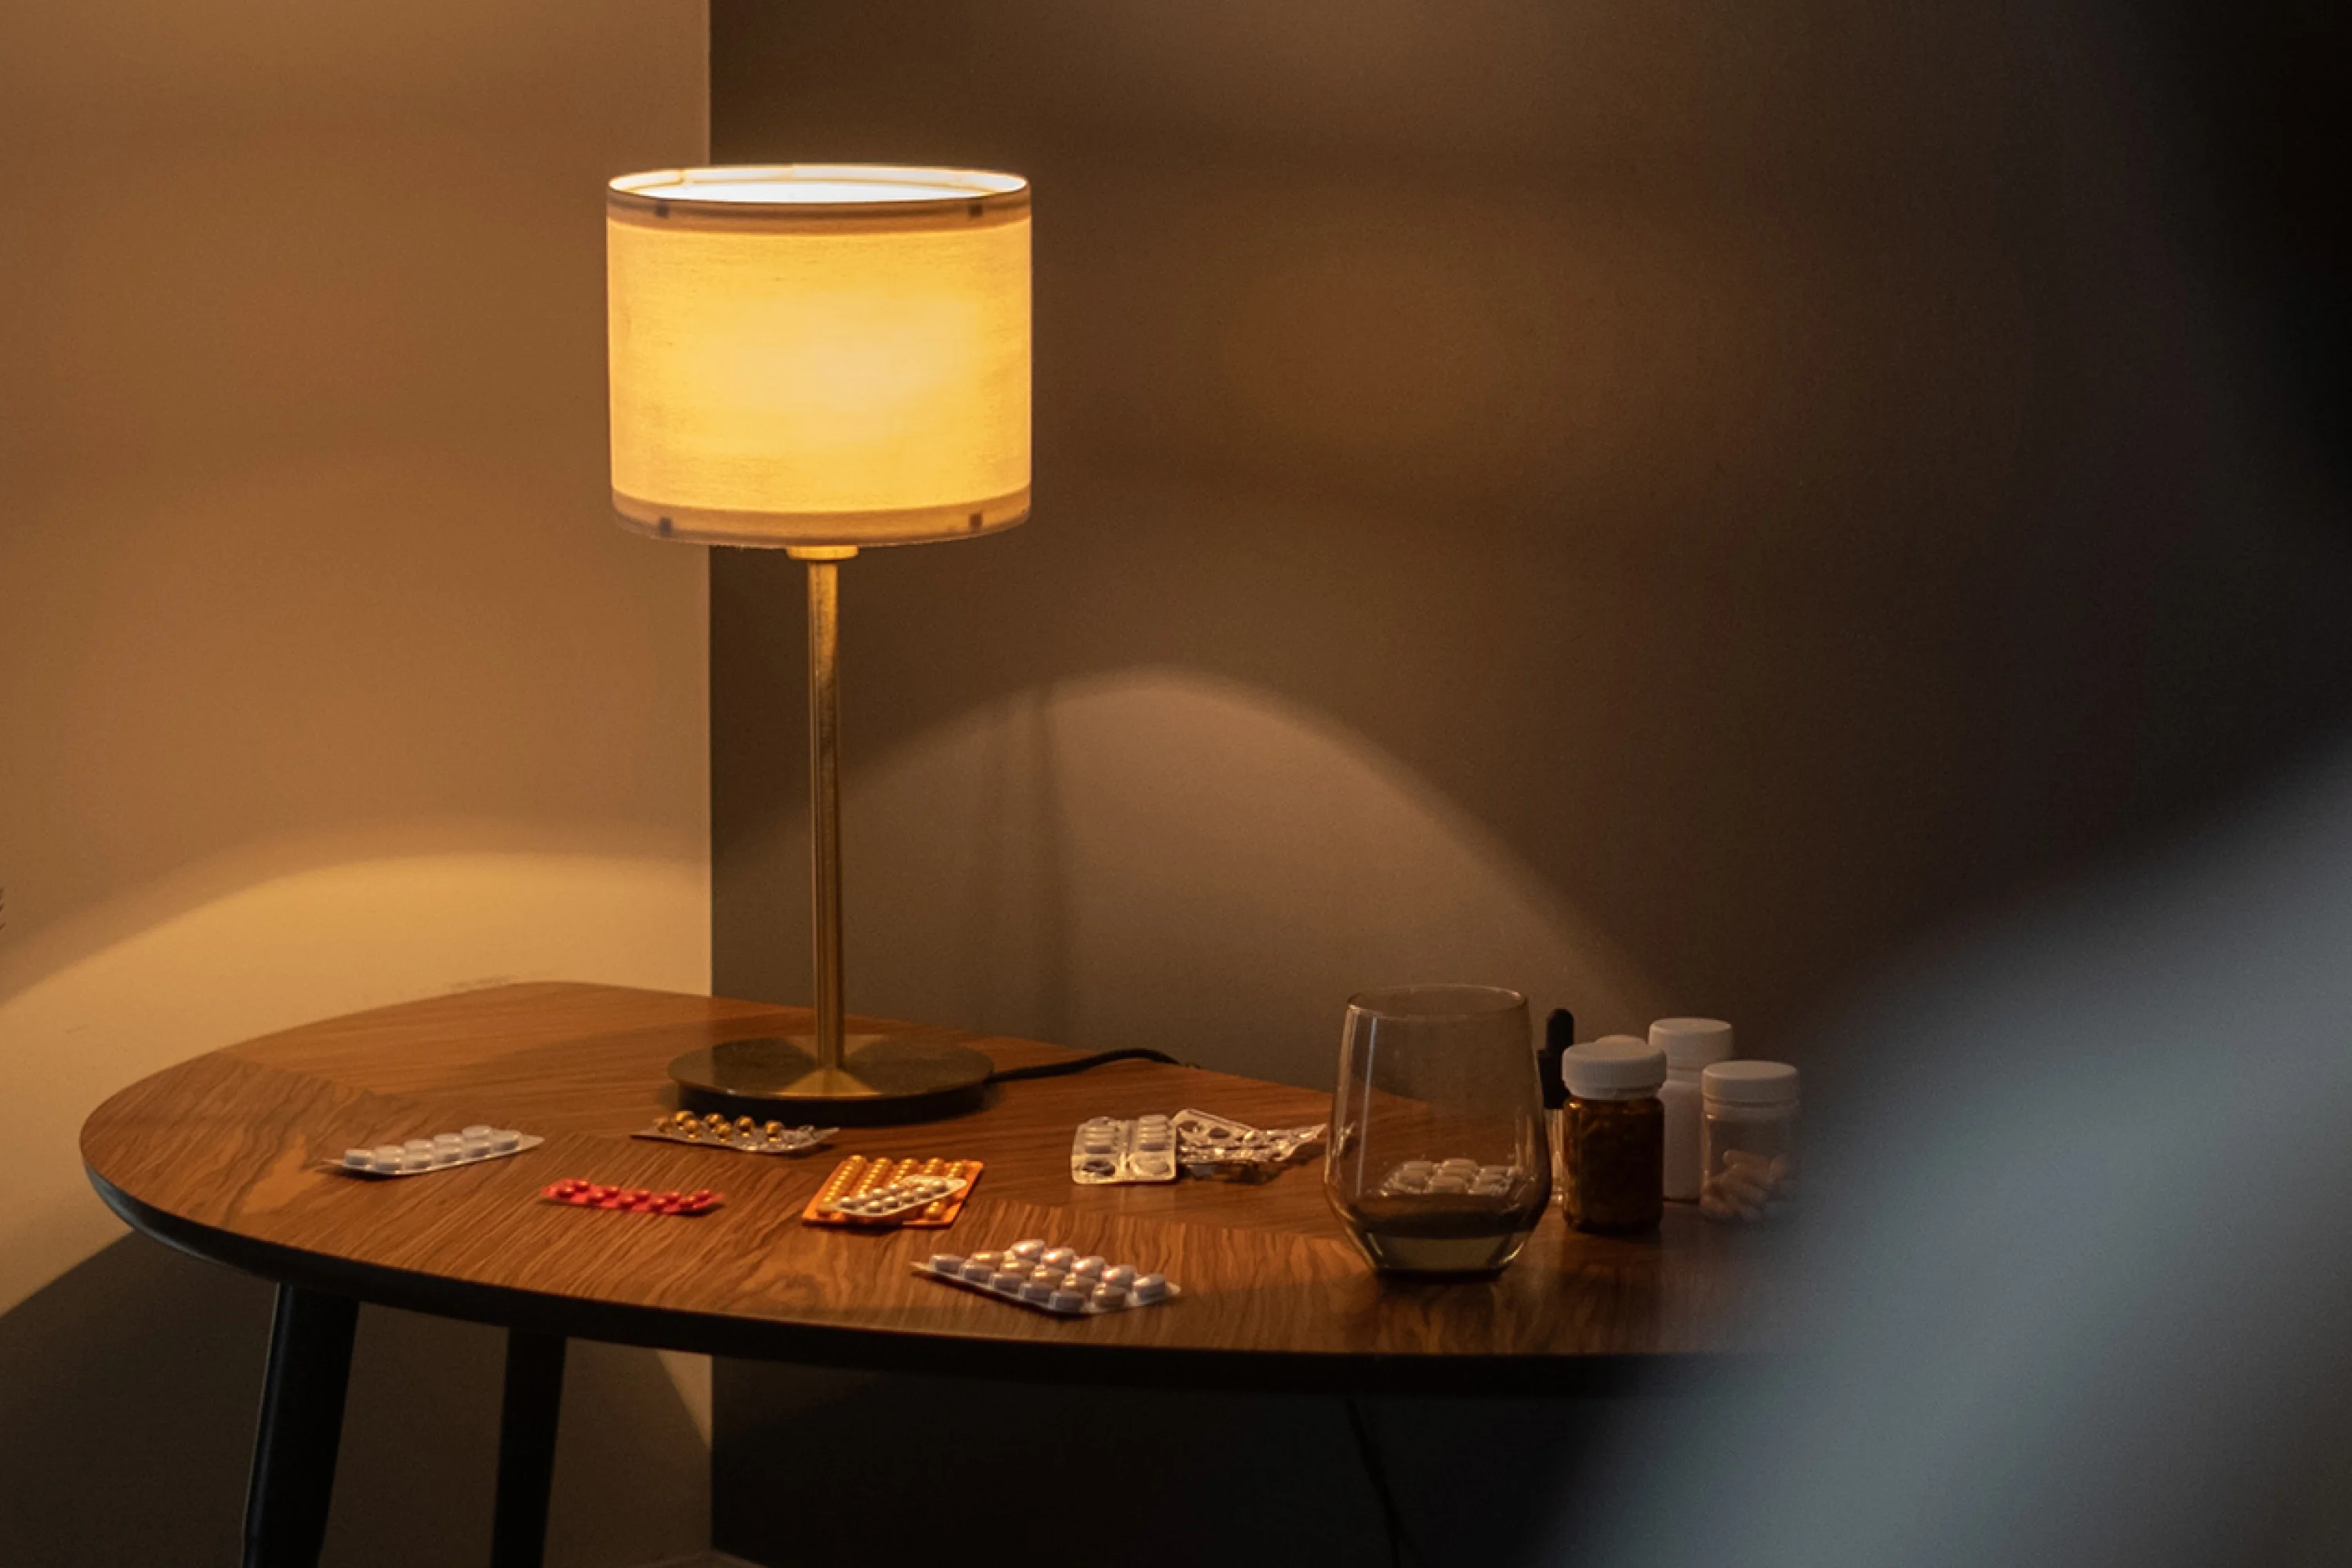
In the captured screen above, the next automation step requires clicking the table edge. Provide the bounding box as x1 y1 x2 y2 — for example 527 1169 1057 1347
85 1160 1724 1398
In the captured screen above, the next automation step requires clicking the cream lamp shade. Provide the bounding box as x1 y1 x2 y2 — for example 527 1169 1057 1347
606 164 1032 548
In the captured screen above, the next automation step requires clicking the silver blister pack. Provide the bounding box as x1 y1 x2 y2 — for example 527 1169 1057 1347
334 1127 541 1177
1069 1113 1178 1184
915 1238 1179 1316
1171 1108 1326 1179
818 1172 971 1221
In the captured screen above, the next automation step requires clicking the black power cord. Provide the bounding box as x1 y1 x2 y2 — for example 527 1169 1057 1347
984 1047 1182 1083
1346 1396 1424 1568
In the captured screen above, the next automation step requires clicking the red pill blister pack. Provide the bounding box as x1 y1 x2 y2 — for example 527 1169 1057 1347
539 1178 722 1215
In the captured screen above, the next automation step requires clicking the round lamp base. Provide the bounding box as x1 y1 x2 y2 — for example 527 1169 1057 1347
668 1036 993 1126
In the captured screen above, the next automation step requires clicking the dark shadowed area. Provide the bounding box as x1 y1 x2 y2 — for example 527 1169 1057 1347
710 2 2352 1563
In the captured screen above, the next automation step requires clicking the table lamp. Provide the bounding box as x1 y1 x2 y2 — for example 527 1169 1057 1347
606 163 1031 1121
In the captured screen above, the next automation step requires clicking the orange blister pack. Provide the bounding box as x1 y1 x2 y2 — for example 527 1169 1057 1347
801 1154 982 1229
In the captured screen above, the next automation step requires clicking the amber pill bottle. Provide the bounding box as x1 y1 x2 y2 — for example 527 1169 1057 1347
1559 1036 1667 1233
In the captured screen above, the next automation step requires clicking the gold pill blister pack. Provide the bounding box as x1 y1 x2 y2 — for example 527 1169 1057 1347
634 1110 836 1156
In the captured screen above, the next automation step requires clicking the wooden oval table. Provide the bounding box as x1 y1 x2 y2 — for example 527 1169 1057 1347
82 982 1791 1568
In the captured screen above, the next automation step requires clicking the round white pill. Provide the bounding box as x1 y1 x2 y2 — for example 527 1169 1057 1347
492 1129 521 1152
341 1149 371 1169
1102 1265 1137 1288
1133 1274 1168 1302
434 1132 463 1147
372 1145 404 1167
462 1124 493 1139
405 1139 433 1154
1047 1290 1085 1313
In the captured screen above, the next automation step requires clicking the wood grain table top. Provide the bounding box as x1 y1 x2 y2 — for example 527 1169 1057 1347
81 982 1797 1394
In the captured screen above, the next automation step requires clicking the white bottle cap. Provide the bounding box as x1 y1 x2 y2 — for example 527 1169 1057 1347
1561 1038 1666 1099
1701 1059 1798 1105
1650 1017 1734 1070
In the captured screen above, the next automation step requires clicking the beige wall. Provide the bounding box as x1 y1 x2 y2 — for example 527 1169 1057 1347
0 3 712 1563
710 2 2352 1092
707 7 2352 1555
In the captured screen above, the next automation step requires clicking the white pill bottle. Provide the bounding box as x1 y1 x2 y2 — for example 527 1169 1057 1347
1699 1060 1799 1221
1649 1018 1733 1202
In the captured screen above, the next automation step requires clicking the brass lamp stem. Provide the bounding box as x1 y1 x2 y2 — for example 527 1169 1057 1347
795 547 856 1073
663 539 993 1123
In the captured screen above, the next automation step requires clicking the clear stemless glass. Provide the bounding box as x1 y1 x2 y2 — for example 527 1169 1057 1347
1325 985 1552 1275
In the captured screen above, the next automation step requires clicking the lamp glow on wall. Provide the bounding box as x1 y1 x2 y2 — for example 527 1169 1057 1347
608 164 1031 1120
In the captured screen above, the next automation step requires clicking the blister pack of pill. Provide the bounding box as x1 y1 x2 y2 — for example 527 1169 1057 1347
1171 1109 1326 1178
1379 1158 1525 1199
539 1178 721 1215
633 1110 836 1156
335 1127 540 1177
1070 1114 1178 1184
823 1171 970 1221
802 1155 982 1229
915 1238 1178 1316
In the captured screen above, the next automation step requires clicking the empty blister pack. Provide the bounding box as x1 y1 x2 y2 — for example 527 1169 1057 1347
336 1127 540 1177
1070 1113 1178 1184
1171 1109 1326 1179
633 1110 836 1156
1380 1158 1526 1199
803 1155 982 1229
916 1237 1178 1316
539 1178 721 1215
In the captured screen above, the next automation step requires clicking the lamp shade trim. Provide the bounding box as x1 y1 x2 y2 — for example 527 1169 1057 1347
608 165 1030 234
611 486 1031 549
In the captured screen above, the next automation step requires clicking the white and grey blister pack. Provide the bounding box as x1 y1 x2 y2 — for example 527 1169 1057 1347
336 1126 541 1177
916 1237 1178 1316
1069 1114 1177 1184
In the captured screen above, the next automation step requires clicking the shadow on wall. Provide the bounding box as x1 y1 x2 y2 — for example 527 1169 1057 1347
0 1235 707 1568
842 665 1663 1087
712 0 2352 1104
717 1360 1634 1568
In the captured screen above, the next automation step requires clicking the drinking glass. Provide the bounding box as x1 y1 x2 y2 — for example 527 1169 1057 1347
1324 984 1551 1274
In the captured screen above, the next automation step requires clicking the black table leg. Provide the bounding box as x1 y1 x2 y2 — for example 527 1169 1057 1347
245 1285 360 1568
491 1329 568 1568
